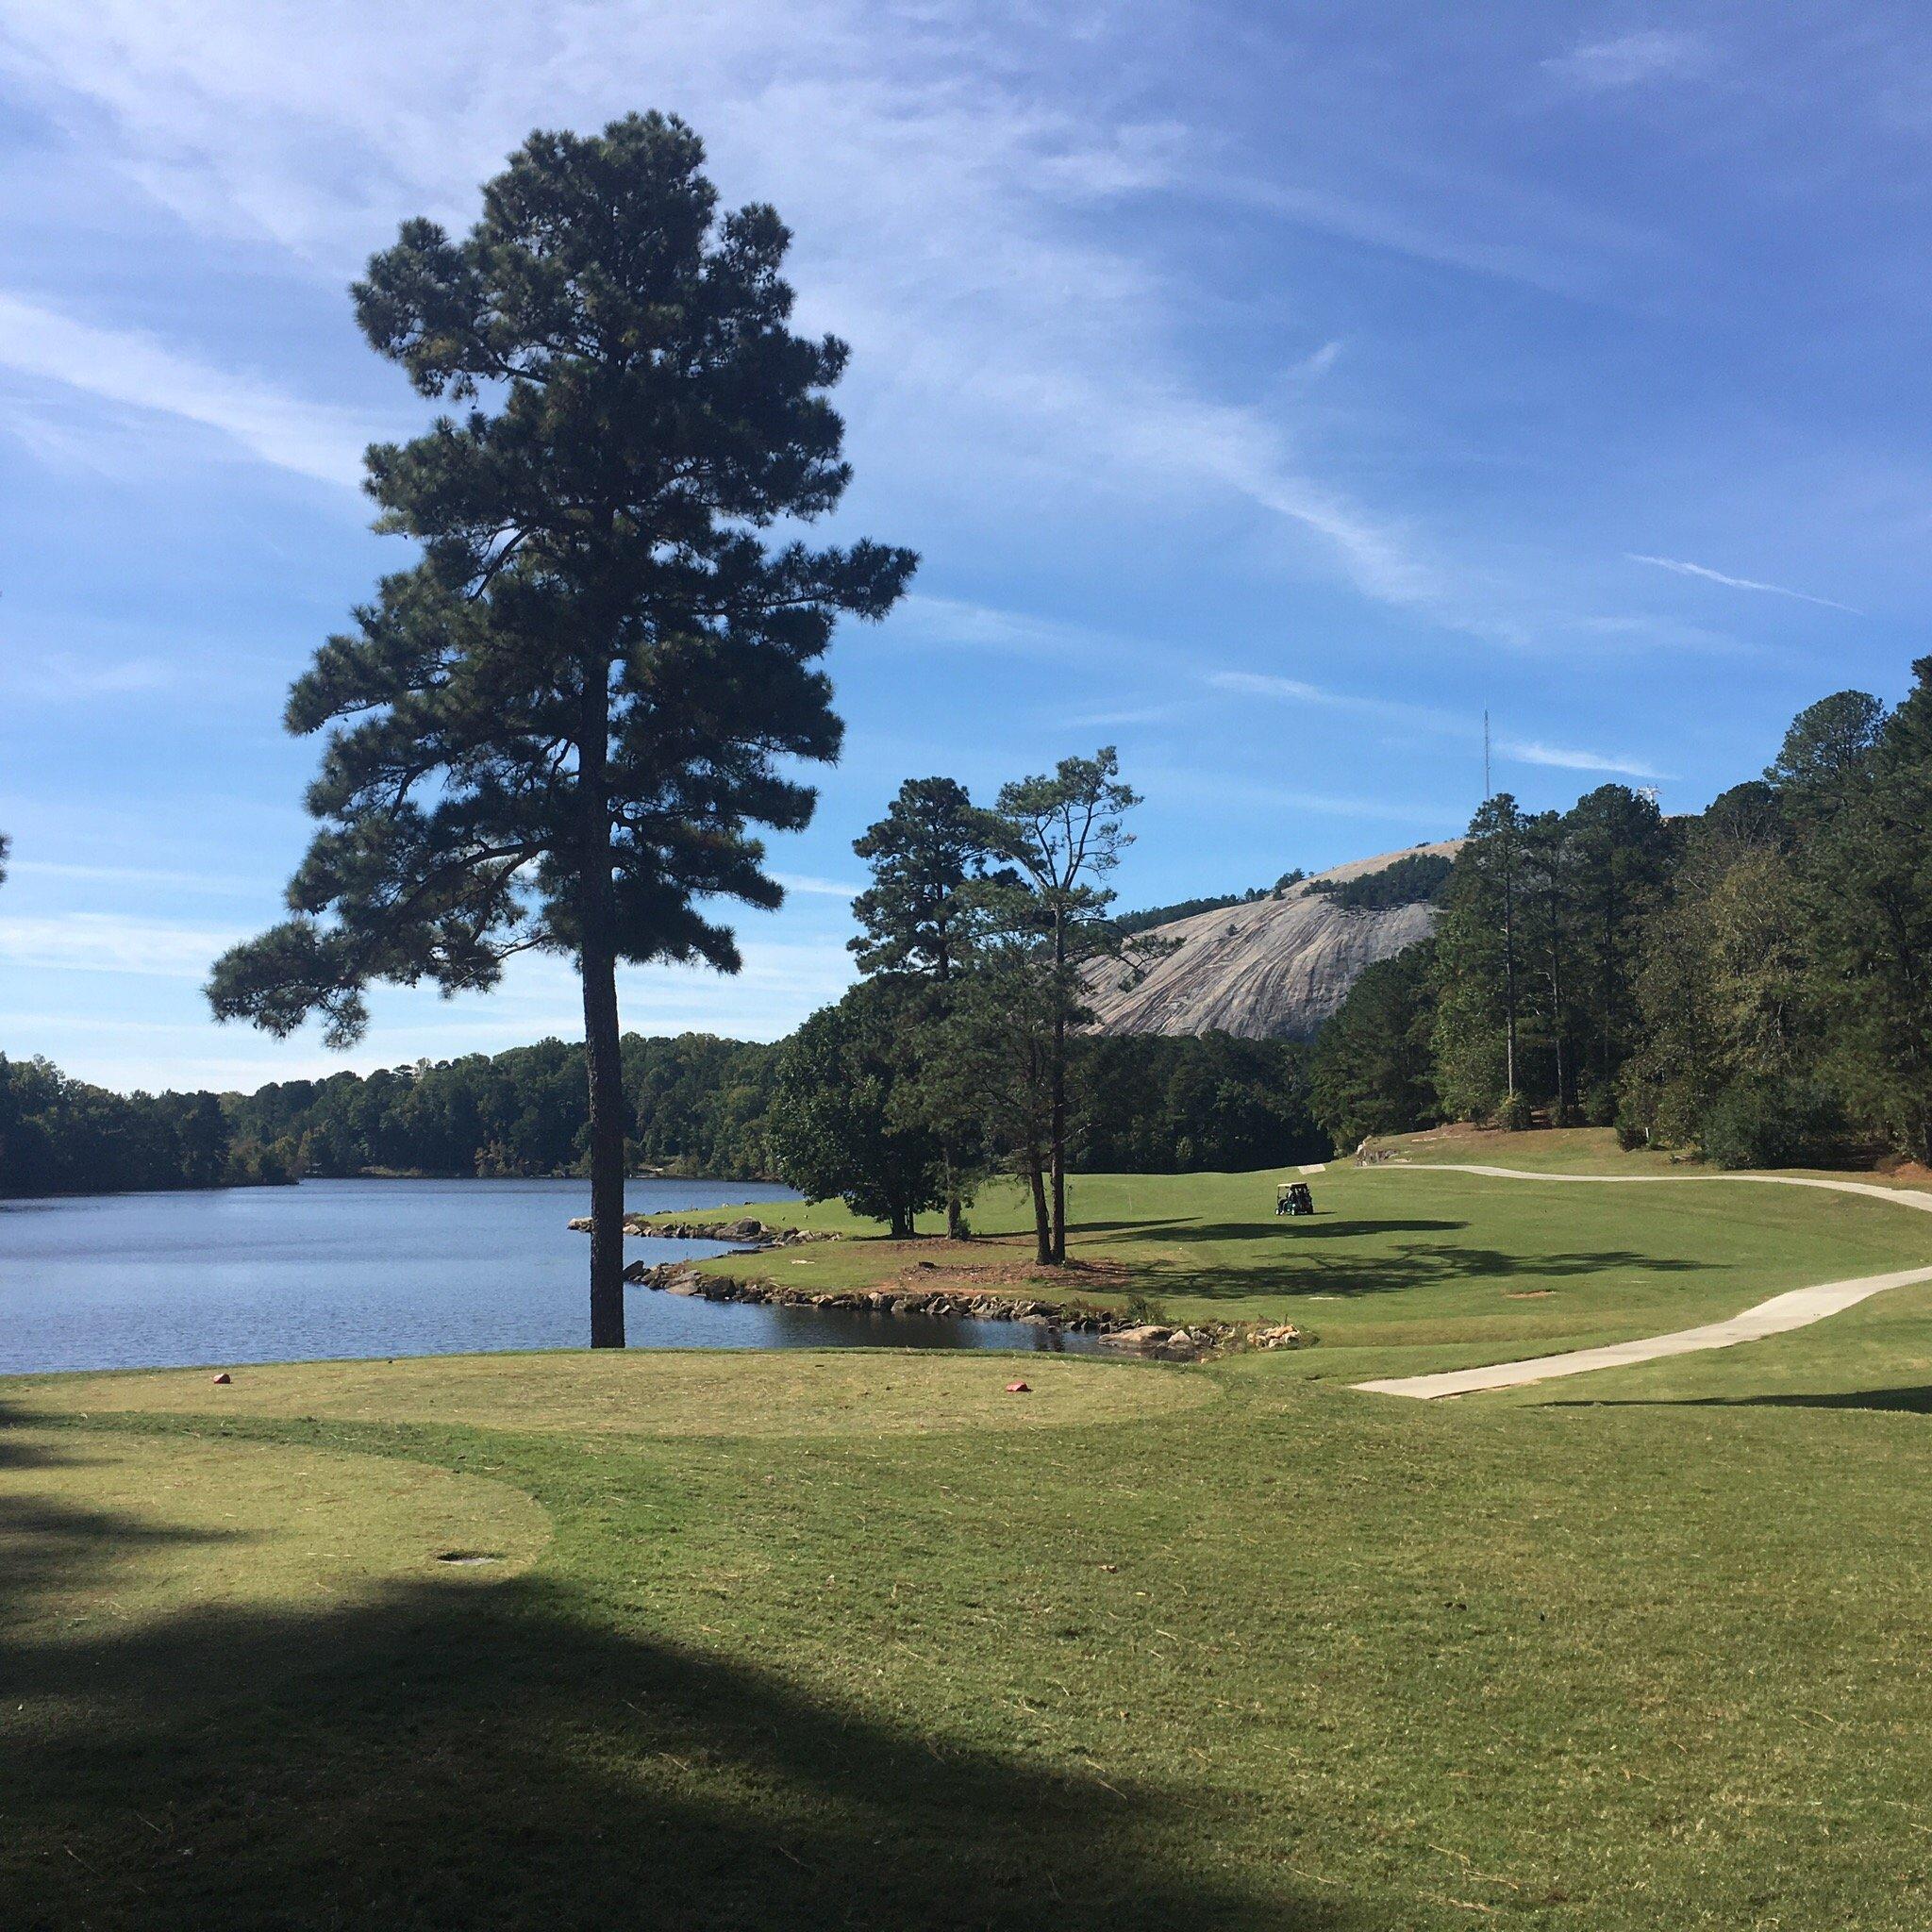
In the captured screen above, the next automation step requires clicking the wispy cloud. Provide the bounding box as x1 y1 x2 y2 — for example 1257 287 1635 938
1501 739 1665 780
1546 31 1708 92
772 872 860 900
1208 671 1330 705
1059 704 1187 730
887 595 1132 663
1208 671 1667 781
8 858 261 893
1291 339 1344 379
0 649 178 701
0 6 1477 630
0 912 241 978
1627 553 1859 613
0 289 373 485
1207 669 1465 734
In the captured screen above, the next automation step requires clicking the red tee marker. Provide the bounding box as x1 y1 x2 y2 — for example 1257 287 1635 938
1006 1380 1031 1393
211 1373 232 1385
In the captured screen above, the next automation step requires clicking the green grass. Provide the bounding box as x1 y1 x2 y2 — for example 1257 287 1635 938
658 1139 1932 1373
26 1347 1214 1437
8 1131 1932 1928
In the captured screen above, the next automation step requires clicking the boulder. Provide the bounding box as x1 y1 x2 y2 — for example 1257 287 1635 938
1097 1324 1174 1351
1248 1323 1307 1351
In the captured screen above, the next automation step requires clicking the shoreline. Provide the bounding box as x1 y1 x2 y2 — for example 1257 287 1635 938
594 1217 1307 1360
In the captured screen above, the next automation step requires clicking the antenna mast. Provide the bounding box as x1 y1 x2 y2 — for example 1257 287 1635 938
1483 709 1491 802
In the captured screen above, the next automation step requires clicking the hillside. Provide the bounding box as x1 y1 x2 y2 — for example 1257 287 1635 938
1089 841 1461 1040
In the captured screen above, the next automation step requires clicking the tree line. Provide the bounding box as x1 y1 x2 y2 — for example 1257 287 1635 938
2 1021 1324 1200
0 1058 300 1196
1313 663 1932 1170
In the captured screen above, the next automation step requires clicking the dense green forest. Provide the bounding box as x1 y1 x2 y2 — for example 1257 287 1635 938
0 1058 300 1196
0 1030 1322 1199
1313 660 1932 1170
226 1036 780 1183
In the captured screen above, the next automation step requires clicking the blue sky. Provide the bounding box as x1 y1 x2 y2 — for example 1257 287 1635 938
1 3 1925 1091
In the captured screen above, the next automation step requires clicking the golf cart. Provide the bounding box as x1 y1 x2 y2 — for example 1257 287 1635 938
1275 1181 1314 1218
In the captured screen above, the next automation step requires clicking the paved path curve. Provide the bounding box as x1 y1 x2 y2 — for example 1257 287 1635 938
1352 1166 1932 1400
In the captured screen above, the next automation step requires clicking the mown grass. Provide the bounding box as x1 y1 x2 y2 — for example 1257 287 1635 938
656 1137 1932 1365
8 1134 1932 1928
21 1347 1214 1438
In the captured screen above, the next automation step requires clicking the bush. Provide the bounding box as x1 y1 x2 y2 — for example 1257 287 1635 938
1614 1115 1649 1153
1496 1091 1535 1131
1696 1076 1847 1171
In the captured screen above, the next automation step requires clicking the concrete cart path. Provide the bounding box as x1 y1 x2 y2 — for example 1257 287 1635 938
1352 1166 1932 1401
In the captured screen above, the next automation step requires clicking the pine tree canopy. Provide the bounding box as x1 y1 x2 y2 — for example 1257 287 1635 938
208 111 916 1048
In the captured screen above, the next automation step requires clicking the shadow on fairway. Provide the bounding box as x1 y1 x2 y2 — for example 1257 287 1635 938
1554 1388 1932 1416
1 1407 1357 1932
0 1403 250 1622
1145 1219 1471 1242
1063 1217 1467 1241
1144 1244 1708 1303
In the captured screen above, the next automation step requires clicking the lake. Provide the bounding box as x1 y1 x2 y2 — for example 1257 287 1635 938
0 1176 1095 1375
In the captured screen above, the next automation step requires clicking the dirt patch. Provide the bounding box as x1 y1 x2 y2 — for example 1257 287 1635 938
875 1245 1134 1301
1876 1157 1932 1186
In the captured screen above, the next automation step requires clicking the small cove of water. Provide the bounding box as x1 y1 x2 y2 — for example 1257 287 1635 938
0 1176 1096 1375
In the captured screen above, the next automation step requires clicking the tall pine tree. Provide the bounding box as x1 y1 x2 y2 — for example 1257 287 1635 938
848 777 992 1236
208 114 914 1345
987 749 1141 1264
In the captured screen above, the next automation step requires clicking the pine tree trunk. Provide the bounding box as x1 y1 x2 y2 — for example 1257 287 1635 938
1049 913 1068 1264
1550 958 1568 1122
1049 1022 1067 1264
935 950 965 1239
1503 861 1519 1103
1027 1157 1052 1266
579 654 625 1350
582 939 627 1349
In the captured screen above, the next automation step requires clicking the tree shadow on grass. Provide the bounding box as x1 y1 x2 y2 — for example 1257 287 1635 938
0 1416 1360 1932
1063 1217 1465 1241
0 1400 248 1621
1131 1220 1471 1242
1142 1244 1709 1304
1551 1388 1932 1416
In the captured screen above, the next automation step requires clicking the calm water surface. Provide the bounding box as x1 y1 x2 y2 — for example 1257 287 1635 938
0 1177 1093 1375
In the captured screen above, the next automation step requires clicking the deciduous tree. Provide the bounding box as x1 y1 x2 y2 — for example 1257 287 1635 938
769 979 943 1237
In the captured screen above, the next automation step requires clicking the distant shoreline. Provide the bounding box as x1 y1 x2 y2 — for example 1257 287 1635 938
0 1169 789 1206
345 1167 785 1185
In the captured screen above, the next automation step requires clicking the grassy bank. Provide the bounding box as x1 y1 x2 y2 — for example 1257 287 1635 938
648 1133 1932 1370
8 1134 1932 1927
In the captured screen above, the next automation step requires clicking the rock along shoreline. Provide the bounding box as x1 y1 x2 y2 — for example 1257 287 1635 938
567 1216 1307 1360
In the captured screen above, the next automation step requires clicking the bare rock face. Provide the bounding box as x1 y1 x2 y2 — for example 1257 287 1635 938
1089 841 1460 1041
